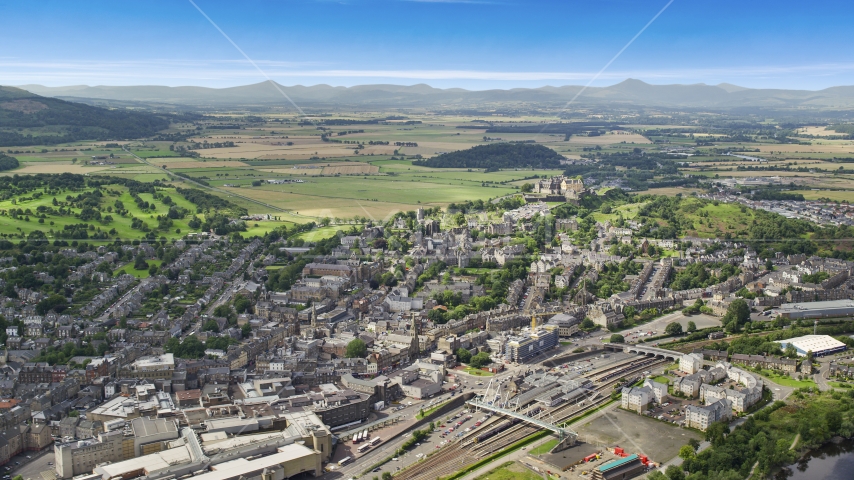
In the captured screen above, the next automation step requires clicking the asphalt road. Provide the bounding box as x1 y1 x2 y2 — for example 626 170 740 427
814 361 831 391
96 277 152 322
9 449 54 480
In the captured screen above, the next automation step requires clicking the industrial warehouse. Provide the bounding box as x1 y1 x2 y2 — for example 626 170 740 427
775 299 854 319
775 335 848 357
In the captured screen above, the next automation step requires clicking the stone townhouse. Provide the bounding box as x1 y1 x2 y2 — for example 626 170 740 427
685 398 732 431
674 375 702 398
643 378 668 404
731 354 797 373
621 385 651 413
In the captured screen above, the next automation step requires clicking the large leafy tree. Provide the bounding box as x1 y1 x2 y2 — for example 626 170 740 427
456 348 472 364
134 254 148 270
665 322 683 336
469 352 492 369
233 294 251 314
36 294 68 315
345 338 368 358
723 298 751 332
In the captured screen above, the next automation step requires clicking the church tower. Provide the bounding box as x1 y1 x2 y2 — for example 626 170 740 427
410 314 421 359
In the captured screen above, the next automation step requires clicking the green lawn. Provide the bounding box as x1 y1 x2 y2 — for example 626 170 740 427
529 439 558 455
114 259 163 278
416 400 451 420
649 375 671 385
474 462 540 480
456 267 498 275
240 220 298 238
463 367 494 377
591 202 647 223
757 369 816 388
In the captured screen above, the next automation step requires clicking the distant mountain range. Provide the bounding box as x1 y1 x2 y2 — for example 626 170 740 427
16 79 854 109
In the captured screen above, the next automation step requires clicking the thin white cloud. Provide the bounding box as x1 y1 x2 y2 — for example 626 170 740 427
5 59 854 87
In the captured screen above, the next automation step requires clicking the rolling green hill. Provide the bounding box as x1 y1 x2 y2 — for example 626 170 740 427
0 86 171 146
0 173 247 242
412 143 565 170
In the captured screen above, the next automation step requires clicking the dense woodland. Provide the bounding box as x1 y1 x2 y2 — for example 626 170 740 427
0 153 19 171
0 86 175 146
562 150 695 191
413 143 565 170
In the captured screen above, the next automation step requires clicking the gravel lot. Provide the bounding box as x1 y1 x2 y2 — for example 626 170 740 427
574 407 702 464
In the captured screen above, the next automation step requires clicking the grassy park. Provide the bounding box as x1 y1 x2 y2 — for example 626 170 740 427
114 259 163 278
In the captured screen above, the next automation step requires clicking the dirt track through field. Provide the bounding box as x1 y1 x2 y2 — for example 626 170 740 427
8 164 109 174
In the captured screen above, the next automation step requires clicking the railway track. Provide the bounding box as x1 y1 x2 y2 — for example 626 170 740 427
585 359 640 381
589 357 661 383
467 359 664 456
396 358 667 480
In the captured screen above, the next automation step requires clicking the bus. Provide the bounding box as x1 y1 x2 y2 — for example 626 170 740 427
370 437 381 446
338 457 352 466
352 434 361 444
362 429 369 441
357 444 371 453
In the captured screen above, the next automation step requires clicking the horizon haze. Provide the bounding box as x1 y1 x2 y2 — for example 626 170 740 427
3 0 854 90
16 78 854 109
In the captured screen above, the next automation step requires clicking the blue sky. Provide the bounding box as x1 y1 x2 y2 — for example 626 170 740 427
2 0 854 90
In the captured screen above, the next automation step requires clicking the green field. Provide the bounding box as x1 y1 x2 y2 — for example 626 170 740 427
7 111 854 236
294 225 354 242
209 170 536 219
792 189 854 203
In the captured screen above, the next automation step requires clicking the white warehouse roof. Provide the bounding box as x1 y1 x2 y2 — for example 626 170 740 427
775 335 847 356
